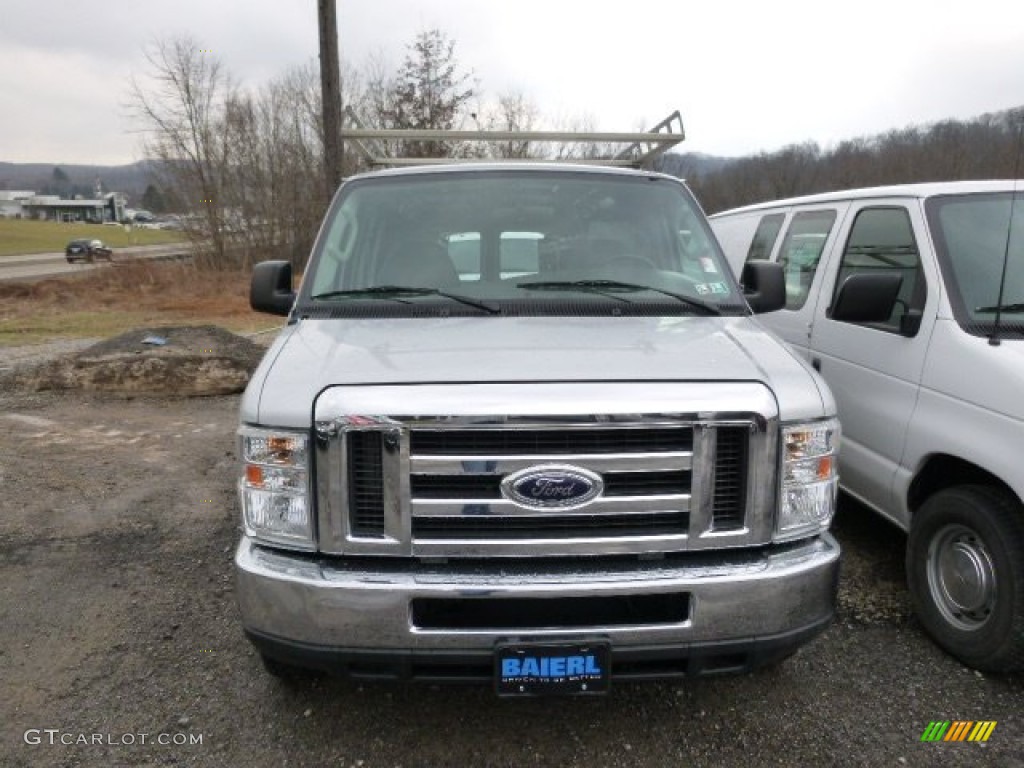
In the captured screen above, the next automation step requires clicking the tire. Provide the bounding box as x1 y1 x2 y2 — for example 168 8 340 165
907 485 1024 672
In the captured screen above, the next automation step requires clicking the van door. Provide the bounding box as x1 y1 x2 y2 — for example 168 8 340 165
807 200 938 524
755 204 850 361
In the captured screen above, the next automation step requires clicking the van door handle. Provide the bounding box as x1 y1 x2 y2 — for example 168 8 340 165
811 358 821 372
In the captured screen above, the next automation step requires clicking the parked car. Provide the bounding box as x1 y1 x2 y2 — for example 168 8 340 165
236 163 843 691
65 239 113 264
710 180 1024 672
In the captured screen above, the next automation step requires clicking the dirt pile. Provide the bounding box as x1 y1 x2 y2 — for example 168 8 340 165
1 325 268 396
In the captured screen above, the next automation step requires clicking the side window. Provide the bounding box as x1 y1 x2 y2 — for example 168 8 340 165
776 210 837 309
832 207 924 333
745 213 785 262
312 204 359 294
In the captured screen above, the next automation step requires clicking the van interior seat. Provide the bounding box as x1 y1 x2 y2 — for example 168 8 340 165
376 241 459 289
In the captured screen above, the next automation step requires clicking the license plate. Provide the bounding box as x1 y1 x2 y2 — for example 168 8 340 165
495 642 610 695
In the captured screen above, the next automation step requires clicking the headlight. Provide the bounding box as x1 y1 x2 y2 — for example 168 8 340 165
775 418 839 542
239 426 313 550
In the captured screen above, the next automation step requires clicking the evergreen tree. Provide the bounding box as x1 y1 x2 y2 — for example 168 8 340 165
141 183 167 213
48 166 71 196
382 29 474 158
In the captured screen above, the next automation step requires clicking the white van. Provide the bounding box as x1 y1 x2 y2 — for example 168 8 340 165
711 181 1024 672
236 164 843 691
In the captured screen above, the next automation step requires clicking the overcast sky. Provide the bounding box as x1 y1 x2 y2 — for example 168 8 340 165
2 0 1023 166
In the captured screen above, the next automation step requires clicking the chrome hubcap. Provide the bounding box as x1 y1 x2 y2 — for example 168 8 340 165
926 524 996 630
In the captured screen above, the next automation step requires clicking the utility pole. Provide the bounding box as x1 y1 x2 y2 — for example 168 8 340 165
318 0 343 199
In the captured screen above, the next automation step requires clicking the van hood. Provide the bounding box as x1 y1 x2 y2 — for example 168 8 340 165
243 316 832 427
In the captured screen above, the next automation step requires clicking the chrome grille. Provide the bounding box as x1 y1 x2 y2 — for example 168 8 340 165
313 382 779 557
409 426 693 541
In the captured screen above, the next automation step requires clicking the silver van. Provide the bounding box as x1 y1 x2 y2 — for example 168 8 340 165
236 164 842 692
711 181 1024 671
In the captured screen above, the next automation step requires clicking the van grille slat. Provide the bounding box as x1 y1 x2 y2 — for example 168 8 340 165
712 427 748 530
348 432 386 535
412 512 689 539
410 427 693 455
410 470 691 499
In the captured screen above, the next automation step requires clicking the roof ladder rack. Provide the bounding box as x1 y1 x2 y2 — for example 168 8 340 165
340 110 685 170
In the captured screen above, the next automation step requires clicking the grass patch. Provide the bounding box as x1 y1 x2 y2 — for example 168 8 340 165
0 311 161 345
0 261 282 346
0 219 185 257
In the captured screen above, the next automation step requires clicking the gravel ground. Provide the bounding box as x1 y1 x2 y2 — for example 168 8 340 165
0 338 104 370
0 356 1021 767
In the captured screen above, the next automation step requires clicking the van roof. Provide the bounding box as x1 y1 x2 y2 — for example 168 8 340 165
710 179 1024 217
343 162 681 184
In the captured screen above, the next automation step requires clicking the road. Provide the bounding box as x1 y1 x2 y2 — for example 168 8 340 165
0 384 1021 767
0 242 191 281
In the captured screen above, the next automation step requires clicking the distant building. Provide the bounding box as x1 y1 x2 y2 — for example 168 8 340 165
21 192 127 223
0 190 35 219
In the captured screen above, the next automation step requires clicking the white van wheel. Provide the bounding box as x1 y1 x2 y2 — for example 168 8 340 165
907 486 1024 672
926 522 997 630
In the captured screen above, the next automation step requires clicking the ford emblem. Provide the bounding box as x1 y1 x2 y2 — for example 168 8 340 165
501 465 604 510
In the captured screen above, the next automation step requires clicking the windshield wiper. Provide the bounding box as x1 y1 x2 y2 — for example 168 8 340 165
516 280 721 316
514 280 634 304
311 286 501 315
976 302 1024 314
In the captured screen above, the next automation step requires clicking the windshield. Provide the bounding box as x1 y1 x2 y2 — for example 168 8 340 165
926 191 1024 335
300 170 744 317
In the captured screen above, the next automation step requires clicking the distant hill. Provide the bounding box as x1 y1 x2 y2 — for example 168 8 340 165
655 152 736 180
4 154 721 194
0 160 158 204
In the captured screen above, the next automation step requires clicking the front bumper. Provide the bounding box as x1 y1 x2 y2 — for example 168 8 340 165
235 533 840 681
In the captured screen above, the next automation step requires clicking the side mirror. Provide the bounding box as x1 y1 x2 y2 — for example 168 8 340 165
251 260 295 316
830 272 902 324
741 260 786 313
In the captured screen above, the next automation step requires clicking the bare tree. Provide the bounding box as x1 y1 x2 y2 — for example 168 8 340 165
342 50 401 165
549 112 616 163
129 26 664 271
131 36 337 270
476 91 543 159
213 63 332 269
129 36 234 266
